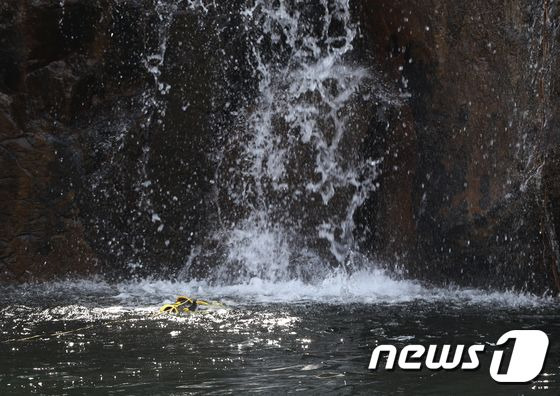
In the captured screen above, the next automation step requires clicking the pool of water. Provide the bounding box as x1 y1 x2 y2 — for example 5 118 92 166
1 273 559 395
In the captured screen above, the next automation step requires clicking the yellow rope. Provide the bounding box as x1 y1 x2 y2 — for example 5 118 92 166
2 296 224 342
159 295 224 314
2 311 165 344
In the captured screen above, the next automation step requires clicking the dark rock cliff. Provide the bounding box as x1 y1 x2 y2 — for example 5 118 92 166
357 0 560 292
0 0 558 292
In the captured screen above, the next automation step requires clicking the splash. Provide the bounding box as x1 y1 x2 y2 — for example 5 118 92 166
0 273 553 310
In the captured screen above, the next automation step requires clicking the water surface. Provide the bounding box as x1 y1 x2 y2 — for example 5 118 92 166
1 273 558 395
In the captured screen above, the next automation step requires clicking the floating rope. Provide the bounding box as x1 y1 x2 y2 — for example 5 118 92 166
1 324 97 344
2 295 224 343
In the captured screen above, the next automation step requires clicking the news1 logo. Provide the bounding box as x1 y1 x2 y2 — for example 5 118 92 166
369 330 549 383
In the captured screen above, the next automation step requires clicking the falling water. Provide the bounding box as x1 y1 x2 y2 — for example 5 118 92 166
517 0 557 192
184 0 391 283
135 0 181 230
85 0 185 270
58 0 65 28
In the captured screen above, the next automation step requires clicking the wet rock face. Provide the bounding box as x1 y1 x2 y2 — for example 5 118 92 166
0 0 234 280
357 0 560 292
0 0 558 292
543 148 560 289
0 0 105 280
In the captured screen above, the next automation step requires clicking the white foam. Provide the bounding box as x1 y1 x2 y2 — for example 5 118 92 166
4 269 551 309
148 269 552 307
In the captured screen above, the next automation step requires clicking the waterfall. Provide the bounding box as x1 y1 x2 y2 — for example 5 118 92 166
183 0 393 283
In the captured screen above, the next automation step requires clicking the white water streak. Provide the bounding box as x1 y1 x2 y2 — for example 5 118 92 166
204 0 383 281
